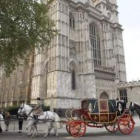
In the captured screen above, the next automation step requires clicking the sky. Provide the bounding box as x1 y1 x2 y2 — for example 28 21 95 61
117 0 140 82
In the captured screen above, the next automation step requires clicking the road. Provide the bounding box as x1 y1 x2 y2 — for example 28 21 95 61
0 116 140 140
0 126 140 140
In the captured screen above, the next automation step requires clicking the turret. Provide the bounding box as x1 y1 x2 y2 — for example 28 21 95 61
93 0 119 23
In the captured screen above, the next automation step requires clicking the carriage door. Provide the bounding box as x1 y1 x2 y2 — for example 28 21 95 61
100 92 109 99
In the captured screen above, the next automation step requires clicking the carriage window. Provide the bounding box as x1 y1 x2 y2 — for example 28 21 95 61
71 70 76 90
120 89 128 103
82 100 87 109
90 24 101 65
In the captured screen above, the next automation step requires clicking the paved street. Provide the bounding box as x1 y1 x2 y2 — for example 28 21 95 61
0 126 140 140
0 116 140 140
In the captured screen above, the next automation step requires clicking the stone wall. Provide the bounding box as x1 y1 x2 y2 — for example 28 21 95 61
117 81 140 105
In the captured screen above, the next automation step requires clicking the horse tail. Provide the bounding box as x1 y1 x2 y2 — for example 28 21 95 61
54 113 62 129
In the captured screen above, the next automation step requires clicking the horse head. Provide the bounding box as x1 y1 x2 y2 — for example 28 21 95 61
128 102 135 115
18 103 32 116
134 103 140 119
18 103 25 115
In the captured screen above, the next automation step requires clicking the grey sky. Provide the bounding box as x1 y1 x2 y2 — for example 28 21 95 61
117 0 140 81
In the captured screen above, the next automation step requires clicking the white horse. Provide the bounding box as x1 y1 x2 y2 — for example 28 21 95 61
18 103 61 137
0 114 5 132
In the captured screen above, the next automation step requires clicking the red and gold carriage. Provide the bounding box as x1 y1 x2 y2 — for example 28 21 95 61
65 99 135 138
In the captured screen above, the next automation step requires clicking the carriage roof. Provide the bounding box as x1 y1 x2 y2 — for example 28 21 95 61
81 98 117 113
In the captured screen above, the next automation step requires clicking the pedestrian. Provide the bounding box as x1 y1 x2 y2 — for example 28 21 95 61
0 110 5 119
0 111 5 133
4 111 11 131
17 109 24 133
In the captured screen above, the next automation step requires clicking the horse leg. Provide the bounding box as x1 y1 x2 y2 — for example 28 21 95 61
27 125 32 137
27 121 34 137
34 124 38 137
44 122 50 138
53 122 58 137
29 125 34 137
48 122 53 136
31 125 36 138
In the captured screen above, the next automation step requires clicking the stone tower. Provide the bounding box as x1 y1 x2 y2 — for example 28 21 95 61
31 0 126 110
0 0 127 109
93 0 126 82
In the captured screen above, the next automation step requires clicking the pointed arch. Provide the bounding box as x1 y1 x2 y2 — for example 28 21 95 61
100 92 109 99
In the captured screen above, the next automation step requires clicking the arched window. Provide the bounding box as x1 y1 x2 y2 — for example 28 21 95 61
69 13 75 29
90 23 101 65
71 70 76 90
100 92 109 99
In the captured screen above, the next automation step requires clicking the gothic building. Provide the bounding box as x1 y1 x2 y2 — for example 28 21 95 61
117 81 140 105
0 0 127 109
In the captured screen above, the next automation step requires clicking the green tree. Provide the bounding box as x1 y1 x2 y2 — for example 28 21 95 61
0 0 57 76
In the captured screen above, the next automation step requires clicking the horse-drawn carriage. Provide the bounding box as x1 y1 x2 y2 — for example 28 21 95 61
65 99 135 138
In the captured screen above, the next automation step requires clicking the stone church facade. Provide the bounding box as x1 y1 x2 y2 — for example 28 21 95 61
0 0 127 110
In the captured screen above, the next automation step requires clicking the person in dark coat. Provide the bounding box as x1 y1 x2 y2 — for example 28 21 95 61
121 99 126 113
17 109 24 133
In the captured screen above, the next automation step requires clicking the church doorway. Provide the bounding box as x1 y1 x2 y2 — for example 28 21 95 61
100 92 109 99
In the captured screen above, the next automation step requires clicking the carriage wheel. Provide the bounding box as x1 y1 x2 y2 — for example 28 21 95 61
105 123 118 133
66 121 73 134
71 109 79 120
118 114 135 135
69 120 86 138
71 109 83 120
65 109 72 120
